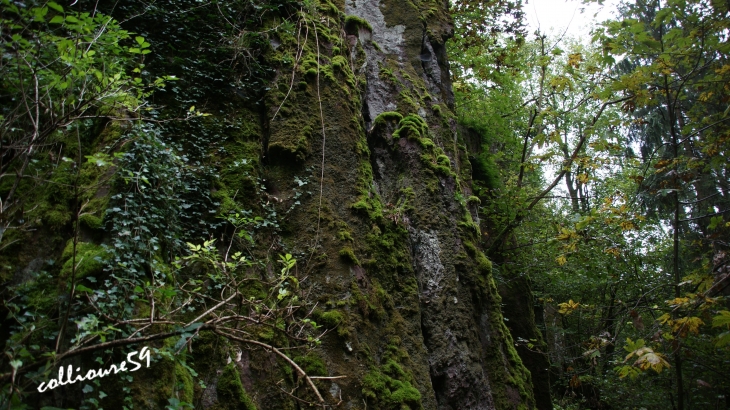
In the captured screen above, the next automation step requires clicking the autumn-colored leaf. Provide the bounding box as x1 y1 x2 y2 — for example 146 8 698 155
558 299 580 315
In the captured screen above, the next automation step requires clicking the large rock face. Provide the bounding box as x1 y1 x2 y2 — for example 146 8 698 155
1 0 537 408
258 0 536 407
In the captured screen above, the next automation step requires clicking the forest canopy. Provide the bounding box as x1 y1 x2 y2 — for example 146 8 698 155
449 0 730 408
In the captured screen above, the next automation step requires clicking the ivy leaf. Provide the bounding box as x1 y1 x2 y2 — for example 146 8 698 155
182 322 204 332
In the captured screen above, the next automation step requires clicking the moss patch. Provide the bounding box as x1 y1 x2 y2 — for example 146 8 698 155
216 363 257 410
392 114 428 140
344 15 373 34
60 241 106 279
361 337 423 409
339 247 360 265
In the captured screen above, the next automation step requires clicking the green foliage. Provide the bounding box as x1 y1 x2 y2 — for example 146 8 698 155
0 0 170 246
450 0 730 408
0 3 333 407
469 154 500 190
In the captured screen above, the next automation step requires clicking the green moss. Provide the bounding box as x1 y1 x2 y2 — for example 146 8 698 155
350 163 384 222
45 207 72 228
420 153 456 178
397 90 419 112
216 363 257 410
470 154 500 190
344 15 373 33
392 114 428 140
339 247 360 265
475 250 492 275
435 154 450 167
174 363 194 404
78 213 103 230
319 310 344 327
60 241 106 278
362 360 422 409
417 137 435 149
458 220 480 237
466 195 481 205
338 229 353 242
373 111 403 128
331 55 347 69
294 352 327 377
267 125 311 164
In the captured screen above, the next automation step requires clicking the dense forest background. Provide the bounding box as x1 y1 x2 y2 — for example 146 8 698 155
1 0 729 409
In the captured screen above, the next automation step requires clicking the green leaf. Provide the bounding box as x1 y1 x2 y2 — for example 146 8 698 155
135 36 145 45
76 284 94 293
715 332 730 348
49 15 64 24
47 2 64 12
712 311 730 328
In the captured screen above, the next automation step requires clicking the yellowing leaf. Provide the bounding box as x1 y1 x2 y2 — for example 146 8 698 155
558 299 580 314
568 53 583 68
672 316 704 337
666 297 690 307
635 351 670 373
556 228 577 241
698 91 713 102
556 255 567 266
621 338 670 374
620 220 636 231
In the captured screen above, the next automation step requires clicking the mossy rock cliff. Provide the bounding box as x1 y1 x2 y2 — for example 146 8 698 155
0 0 538 409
